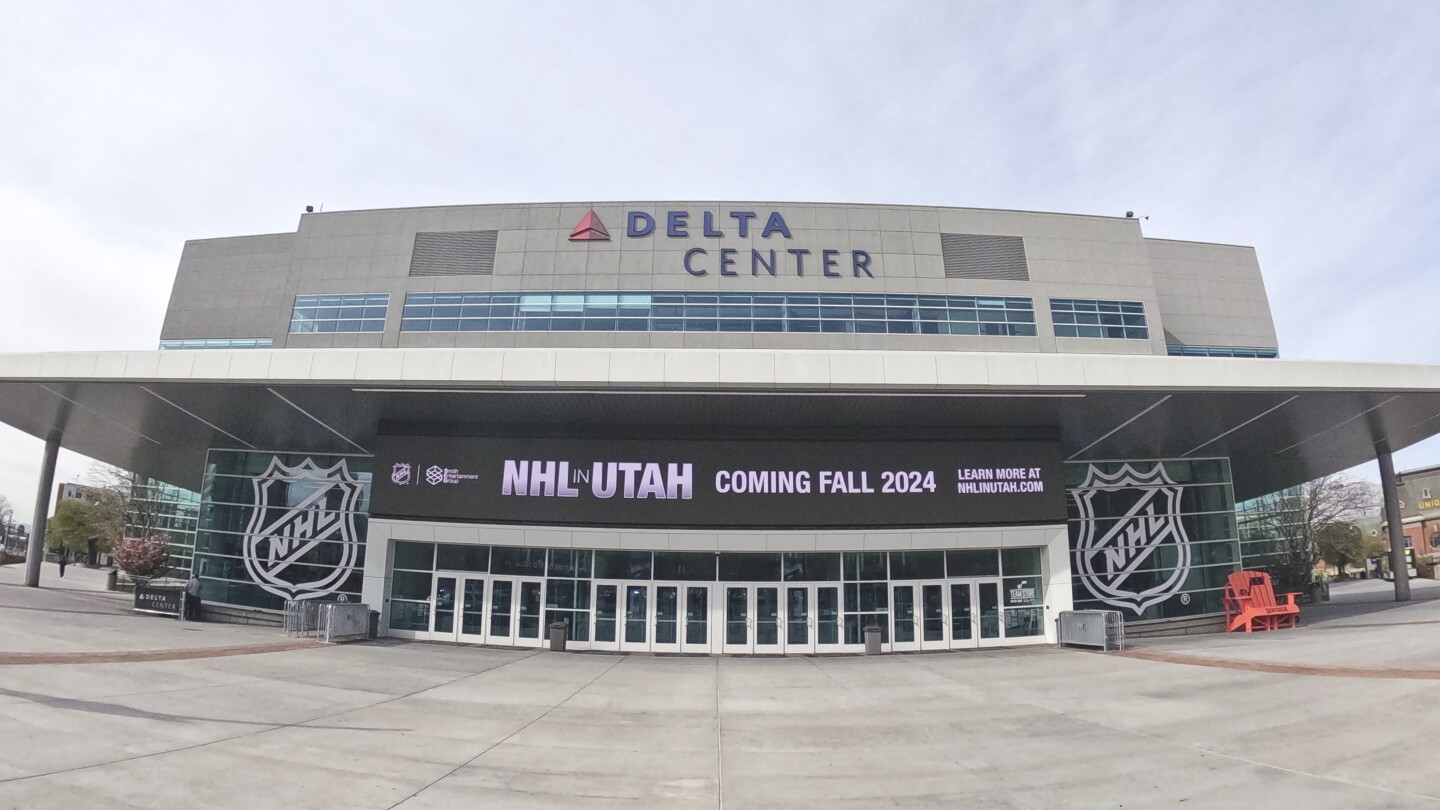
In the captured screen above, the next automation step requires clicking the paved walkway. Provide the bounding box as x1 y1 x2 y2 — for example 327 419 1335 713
3 570 1440 808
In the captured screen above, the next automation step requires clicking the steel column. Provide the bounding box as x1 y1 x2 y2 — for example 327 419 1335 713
24 430 63 588
1377 442 1411 602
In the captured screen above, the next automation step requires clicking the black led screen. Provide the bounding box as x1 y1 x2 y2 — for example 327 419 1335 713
372 436 1064 529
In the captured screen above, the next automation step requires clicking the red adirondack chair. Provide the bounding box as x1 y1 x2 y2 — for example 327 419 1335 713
1223 570 1300 632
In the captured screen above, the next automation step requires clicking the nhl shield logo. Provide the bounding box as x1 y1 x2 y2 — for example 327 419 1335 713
1072 463 1192 616
243 457 364 601
391 462 412 486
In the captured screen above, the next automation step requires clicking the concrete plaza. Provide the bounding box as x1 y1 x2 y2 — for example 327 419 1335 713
2 564 1439 809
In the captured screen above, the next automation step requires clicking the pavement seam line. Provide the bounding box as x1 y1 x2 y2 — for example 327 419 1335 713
1023 700 1440 805
912 653 1440 805
385 653 629 810
0 647 543 785
715 655 724 810
0 640 327 666
799 655 1043 810
1114 649 1440 680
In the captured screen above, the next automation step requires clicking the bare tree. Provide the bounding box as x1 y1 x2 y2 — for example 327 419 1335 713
1242 474 1379 590
85 463 163 549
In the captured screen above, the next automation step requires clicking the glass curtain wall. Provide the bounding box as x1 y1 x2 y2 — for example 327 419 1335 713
194 450 371 610
1066 458 1239 621
126 478 200 575
392 546 1048 645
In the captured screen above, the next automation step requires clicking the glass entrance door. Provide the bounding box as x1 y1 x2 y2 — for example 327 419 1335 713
815 585 841 649
723 585 750 654
621 583 650 652
651 582 711 654
893 580 983 651
591 582 620 651
591 580 653 652
891 583 920 651
484 578 545 648
919 582 948 651
779 584 842 654
948 582 975 649
681 584 711 654
516 580 544 647
431 575 458 641
976 580 1003 647
721 585 782 654
944 580 1002 649
784 585 814 654
755 586 781 653
488 578 515 644
458 576 487 643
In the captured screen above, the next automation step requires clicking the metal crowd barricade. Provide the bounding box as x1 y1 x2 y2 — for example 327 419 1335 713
318 602 371 643
283 600 322 637
1056 610 1125 651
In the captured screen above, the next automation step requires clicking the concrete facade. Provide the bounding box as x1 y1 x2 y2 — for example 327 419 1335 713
161 202 1278 356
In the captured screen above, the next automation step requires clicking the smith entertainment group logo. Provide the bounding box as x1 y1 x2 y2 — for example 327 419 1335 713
242 457 364 601
390 461 476 486
1072 463 1192 616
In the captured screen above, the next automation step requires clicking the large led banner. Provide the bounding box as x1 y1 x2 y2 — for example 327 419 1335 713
372 436 1064 529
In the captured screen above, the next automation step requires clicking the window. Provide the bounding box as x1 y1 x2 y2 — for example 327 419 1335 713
1050 298 1148 339
290 293 389 334
400 291 1038 337
594 550 653 580
436 544 488 572
888 551 944 580
947 549 999 578
159 338 273 350
491 546 546 576
718 553 782 582
654 552 717 581
1167 345 1278 358
782 553 841 582
545 549 593 642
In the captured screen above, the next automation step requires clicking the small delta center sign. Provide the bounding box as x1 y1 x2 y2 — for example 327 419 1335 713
372 435 1064 529
567 209 876 279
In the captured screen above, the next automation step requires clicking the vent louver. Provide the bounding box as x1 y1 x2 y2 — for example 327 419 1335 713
408 230 498 276
940 233 1029 281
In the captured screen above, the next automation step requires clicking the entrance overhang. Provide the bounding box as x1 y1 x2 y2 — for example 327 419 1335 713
3 348 1440 501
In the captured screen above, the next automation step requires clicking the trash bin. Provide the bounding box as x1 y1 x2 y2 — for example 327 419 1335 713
105 569 118 591
368 609 380 639
863 624 882 655
549 621 568 652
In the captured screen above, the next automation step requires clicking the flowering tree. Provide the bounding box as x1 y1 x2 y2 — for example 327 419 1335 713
112 534 172 581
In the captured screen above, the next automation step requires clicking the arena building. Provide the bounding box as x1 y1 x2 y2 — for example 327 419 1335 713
1 201 1435 652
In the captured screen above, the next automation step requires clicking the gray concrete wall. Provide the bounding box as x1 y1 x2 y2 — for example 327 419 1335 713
1147 238 1279 352
158 203 1276 356
161 233 296 345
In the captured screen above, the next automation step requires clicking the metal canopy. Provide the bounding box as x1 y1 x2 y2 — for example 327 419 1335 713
3 348 1440 501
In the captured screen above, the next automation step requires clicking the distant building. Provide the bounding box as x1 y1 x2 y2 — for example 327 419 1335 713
1381 464 1440 556
54 482 98 513
2 522 29 554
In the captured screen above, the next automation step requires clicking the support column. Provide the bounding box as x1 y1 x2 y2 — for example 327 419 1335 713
1377 442 1411 602
24 430 63 588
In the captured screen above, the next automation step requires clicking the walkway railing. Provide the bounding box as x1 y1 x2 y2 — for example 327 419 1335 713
1056 610 1125 651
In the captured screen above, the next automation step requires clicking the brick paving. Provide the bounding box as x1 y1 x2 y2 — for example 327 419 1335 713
0 639 327 666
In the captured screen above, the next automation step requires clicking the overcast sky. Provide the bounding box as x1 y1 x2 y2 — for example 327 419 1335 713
2 2 1438 524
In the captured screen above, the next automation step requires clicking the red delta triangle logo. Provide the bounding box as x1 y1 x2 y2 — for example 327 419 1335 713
568 210 610 242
